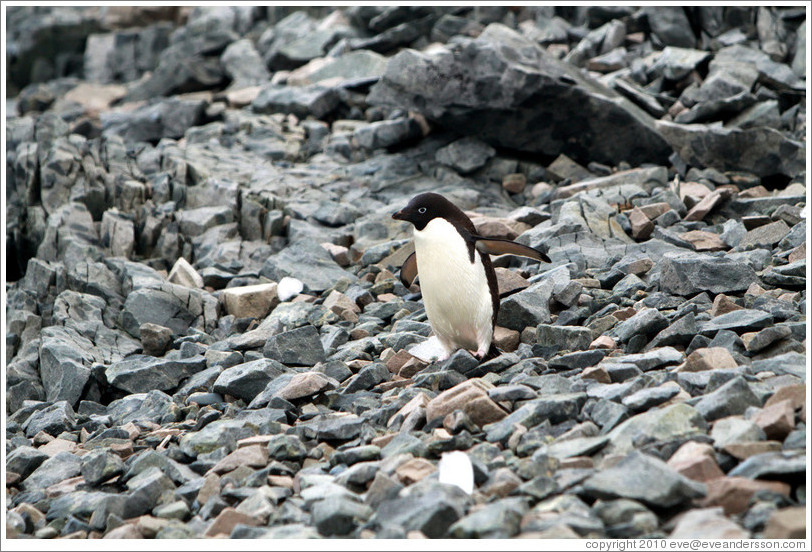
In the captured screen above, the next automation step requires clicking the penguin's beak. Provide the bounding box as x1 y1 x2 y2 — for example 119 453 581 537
392 208 408 221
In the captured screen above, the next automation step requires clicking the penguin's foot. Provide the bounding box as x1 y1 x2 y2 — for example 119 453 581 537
472 346 488 360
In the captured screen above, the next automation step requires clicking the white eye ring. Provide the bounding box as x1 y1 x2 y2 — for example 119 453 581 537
418 207 427 214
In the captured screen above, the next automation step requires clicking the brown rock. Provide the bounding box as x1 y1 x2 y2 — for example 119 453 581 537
667 441 724 482
204 508 260 537
711 294 744 317
210 445 268 475
788 243 805 263
684 189 724 222
503 173 527 194
225 86 262 108
680 347 737 372
751 399 795 440
399 357 428 379
388 392 429 429
737 185 770 198
680 230 727 251
276 372 338 401
670 508 749 539
559 457 594 469
197 473 221 505
493 326 520 352
741 215 772 230
611 307 636 321
395 458 436 485
64 83 128 118
581 365 611 383
481 467 522 498
765 384 806 411
621 258 654 275
637 202 671 220
628 207 654 240
267 475 294 489
425 379 508 427
588 336 616 350
702 477 790 515
136 515 169 538
38 438 78 457
324 289 361 316
763 507 807 539
222 283 280 319
495 268 531 295
722 440 783 460
370 433 397 449
385 350 414 374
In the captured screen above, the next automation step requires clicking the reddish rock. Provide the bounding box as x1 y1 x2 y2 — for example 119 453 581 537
588 336 616 350
702 477 790 515
679 347 737 372
502 173 527 194
628 207 654 240
670 508 748 539
684 189 724 221
209 445 268 475
680 230 727 251
204 508 260 537
395 458 436 485
667 441 725 483
751 399 795 440
581 365 611 384
425 379 507 427
711 294 744 316
722 440 782 460
764 384 805 411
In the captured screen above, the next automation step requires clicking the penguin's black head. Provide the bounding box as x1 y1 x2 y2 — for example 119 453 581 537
392 192 474 232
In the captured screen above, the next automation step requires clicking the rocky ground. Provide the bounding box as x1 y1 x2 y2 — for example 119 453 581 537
4 5 808 540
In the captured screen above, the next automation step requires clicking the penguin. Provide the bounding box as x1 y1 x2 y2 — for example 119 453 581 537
392 192 550 361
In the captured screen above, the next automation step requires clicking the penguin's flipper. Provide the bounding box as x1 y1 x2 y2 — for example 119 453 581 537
399 252 419 288
474 237 550 263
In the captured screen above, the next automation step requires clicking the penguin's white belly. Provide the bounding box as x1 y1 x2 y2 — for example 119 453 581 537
413 218 493 354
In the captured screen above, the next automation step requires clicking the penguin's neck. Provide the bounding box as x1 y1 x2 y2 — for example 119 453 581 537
413 218 471 261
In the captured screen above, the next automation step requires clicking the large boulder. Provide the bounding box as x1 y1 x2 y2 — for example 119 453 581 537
368 23 672 167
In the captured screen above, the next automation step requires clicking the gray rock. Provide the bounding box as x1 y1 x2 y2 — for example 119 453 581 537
212 358 287 402
123 466 176 518
311 495 372 536
102 98 207 142
497 278 555 330
605 403 707 455
107 390 173 425
263 325 326 367
266 434 308 462
535 324 593 352
744 325 792 353
106 355 207 394
738 220 791 250
548 350 607 371
484 393 587 444
700 310 774 336
309 414 366 441
643 6 695 47
179 419 260 457
651 46 711 80
692 376 761 421
728 451 805 479
710 417 766 449
657 121 805 178
622 383 681 411
354 118 423 151
435 137 495 174
220 38 270 88
22 401 75 437
613 308 668 343
610 347 683 372
80 449 125 487
659 252 757 296
20 451 81 491
6 445 49 479
368 23 671 167
260 240 356 292
252 84 339 119
366 486 466 538
582 450 705 507
290 50 388 86
38 328 93 407
447 497 527 538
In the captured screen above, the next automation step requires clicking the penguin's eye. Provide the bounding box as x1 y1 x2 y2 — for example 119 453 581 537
418 207 427 214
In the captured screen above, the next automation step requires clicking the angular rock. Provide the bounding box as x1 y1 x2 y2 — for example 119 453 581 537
263 325 326 367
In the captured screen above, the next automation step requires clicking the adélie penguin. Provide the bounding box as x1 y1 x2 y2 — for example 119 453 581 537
392 192 550 361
